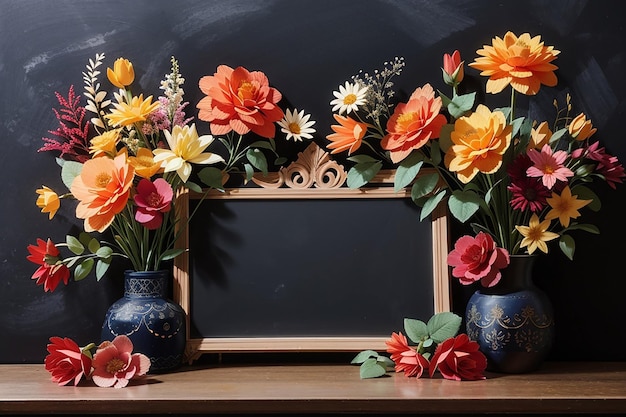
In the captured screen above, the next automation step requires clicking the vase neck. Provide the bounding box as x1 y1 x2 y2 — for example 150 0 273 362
124 270 169 298
482 255 537 295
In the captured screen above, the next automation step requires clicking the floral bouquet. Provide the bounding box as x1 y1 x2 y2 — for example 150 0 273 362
326 31 624 289
332 32 625 379
26 53 316 386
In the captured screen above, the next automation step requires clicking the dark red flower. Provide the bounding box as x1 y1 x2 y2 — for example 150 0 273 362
134 178 173 229
429 334 487 381
44 337 92 386
508 177 551 212
26 238 70 292
447 232 510 287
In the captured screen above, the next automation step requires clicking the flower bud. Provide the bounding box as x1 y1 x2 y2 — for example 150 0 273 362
442 50 464 86
107 58 135 88
568 112 596 141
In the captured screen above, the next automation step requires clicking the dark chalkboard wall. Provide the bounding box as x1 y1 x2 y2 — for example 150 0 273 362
2 0 626 363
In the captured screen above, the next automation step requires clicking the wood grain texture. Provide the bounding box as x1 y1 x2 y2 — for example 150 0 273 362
1 362 625 414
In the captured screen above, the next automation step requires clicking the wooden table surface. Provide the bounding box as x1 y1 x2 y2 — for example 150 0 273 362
1 361 625 415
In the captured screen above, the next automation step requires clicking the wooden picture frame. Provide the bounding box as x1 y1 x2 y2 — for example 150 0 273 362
173 142 450 363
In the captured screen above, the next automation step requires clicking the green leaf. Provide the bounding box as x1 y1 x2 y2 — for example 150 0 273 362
243 163 255 181
198 167 225 191
249 140 275 151
422 338 434 348
549 128 568 143
447 92 475 119
378 356 395 369
346 161 382 189
66 235 85 255
60 161 83 191
160 248 185 261
430 140 442 166
571 185 600 212
448 190 482 223
404 318 428 343
78 232 92 248
95 258 111 281
419 189 447 221
347 154 379 164
394 154 424 192
427 312 462 343
87 237 101 254
411 173 440 200
559 234 575 261
566 223 600 234
359 358 388 379
185 181 203 193
438 124 454 153
274 156 288 166
96 246 113 259
351 350 379 364
246 148 268 175
74 258 94 281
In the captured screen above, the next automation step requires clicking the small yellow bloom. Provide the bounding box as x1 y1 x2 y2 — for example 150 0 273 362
89 129 121 157
515 213 559 255
568 113 596 141
36 186 60 220
107 58 135 89
528 121 552 150
545 186 591 227
104 94 160 127
129 147 162 179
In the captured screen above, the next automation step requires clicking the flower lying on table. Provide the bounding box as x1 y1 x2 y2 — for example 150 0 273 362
352 312 487 380
326 32 624 289
45 335 150 388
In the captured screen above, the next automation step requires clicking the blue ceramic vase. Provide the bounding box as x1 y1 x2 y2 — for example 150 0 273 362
101 270 186 373
465 255 554 373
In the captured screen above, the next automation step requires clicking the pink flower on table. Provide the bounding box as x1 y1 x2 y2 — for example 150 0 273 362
134 178 173 229
447 232 510 288
44 337 92 386
429 334 487 381
91 335 150 388
526 144 573 190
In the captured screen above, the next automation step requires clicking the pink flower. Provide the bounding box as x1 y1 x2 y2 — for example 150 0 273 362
44 337 92 386
134 178 173 230
574 141 626 190
91 335 151 388
447 232 510 287
429 334 487 381
26 238 70 292
526 144 574 189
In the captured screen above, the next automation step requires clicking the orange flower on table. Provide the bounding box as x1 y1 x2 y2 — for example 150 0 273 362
568 112 597 141
469 31 560 95
26 238 70 292
70 152 135 233
444 104 512 183
197 65 284 138
380 83 447 163
35 185 60 220
326 114 369 155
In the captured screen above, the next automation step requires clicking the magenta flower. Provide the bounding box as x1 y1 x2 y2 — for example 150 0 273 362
526 144 574 189
447 232 510 287
574 141 626 190
508 177 551 212
134 178 173 229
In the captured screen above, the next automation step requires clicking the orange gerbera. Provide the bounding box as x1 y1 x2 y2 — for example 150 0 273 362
444 104 512 183
70 152 135 233
326 114 369 155
381 83 447 163
197 65 284 138
469 31 560 95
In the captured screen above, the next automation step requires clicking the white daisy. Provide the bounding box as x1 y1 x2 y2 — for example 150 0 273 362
330 81 368 115
277 108 316 142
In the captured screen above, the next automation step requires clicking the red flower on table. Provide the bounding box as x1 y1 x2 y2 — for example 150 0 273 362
429 334 487 381
44 337 92 386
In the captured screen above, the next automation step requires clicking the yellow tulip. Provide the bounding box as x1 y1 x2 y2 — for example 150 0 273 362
107 58 135 89
36 186 60 220
568 112 596 141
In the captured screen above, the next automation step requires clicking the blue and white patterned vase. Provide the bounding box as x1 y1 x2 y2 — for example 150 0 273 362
101 270 186 373
465 255 554 373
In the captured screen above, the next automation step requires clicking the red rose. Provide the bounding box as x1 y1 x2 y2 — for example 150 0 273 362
44 337 92 386
429 334 487 381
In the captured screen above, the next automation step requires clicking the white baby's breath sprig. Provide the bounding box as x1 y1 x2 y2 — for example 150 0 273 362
82 53 111 130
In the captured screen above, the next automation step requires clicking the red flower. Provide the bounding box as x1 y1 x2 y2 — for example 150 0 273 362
44 337 92 386
385 331 411 364
447 232 509 287
197 65 284 138
385 332 428 378
442 50 464 86
134 178 173 229
91 335 150 388
429 334 487 381
26 238 70 292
